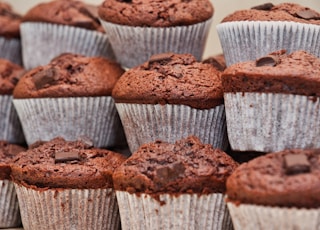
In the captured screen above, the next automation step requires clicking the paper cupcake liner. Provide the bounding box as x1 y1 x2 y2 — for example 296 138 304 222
0 180 21 228
115 103 228 153
117 191 233 230
20 22 115 70
14 184 120 230
0 95 25 144
13 97 126 148
224 93 320 152
227 201 320 230
100 18 212 68
217 21 320 66
0 37 22 65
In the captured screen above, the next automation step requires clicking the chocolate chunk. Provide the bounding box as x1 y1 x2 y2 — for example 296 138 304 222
149 53 174 64
77 135 94 148
256 55 280 67
284 153 311 175
32 68 58 90
155 162 185 183
203 58 225 71
55 151 80 163
296 10 320 20
251 3 274 11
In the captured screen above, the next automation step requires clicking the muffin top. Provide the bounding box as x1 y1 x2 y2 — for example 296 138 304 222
202 54 226 71
222 50 320 96
98 0 213 27
227 149 320 208
13 53 124 98
0 2 22 38
113 136 238 195
11 137 126 189
112 53 223 109
221 3 320 25
0 59 24 95
0 141 25 180
23 0 104 33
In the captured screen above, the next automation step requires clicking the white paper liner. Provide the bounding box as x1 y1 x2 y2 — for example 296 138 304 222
224 93 320 152
115 103 228 153
117 191 233 230
0 180 21 228
100 18 212 68
227 201 320 230
20 22 114 70
13 97 126 148
0 37 22 65
0 95 25 144
217 21 320 66
14 184 120 230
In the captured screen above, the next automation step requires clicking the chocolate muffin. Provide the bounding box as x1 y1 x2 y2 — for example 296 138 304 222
217 3 320 66
0 141 25 228
226 149 320 230
13 53 126 148
11 137 126 230
114 136 238 230
222 50 320 153
112 52 228 153
98 0 214 68
203 53 226 71
21 0 114 70
0 2 22 65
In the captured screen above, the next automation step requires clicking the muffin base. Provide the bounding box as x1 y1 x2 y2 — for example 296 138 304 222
0 37 22 65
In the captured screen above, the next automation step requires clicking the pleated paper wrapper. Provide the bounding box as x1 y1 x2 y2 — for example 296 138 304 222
0 37 22 65
100 18 212 68
14 184 120 230
217 21 320 66
0 95 25 144
227 201 320 230
117 191 233 230
115 103 228 153
224 93 320 152
13 97 126 148
0 180 21 228
20 22 114 70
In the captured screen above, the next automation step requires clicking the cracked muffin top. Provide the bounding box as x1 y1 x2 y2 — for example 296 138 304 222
23 0 104 32
98 0 213 27
113 136 238 194
112 53 223 109
10 137 126 189
13 53 124 98
0 1 22 38
0 58 24 95
221 3 320 25
227 149 320 208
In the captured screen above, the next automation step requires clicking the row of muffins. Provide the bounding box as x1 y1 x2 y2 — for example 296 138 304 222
0 0 319 230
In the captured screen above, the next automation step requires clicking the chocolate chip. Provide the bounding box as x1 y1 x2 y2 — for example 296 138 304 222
256 55 280 67
296 10 320 20
284 153 311 175
203 58 225 71
251 3 274 11
155 162 185 183
149 53 174 64
32 68 58 90
77 135 94 148
55 151 80 163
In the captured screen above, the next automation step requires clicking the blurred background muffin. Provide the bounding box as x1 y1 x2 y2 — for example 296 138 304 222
112 52 228 153
20 0 114 70
98 0 213 68
13 53 126 149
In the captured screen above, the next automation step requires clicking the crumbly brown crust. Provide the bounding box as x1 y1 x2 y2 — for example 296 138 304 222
112 53 223 109
0 59 24 95
0 2 21 38
10 137 126 189
98 0 213 27
222 50 320 97
221 3 320 25
13 53 124 98
227 149 320 208
113 136 238 195
23 0 104 32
